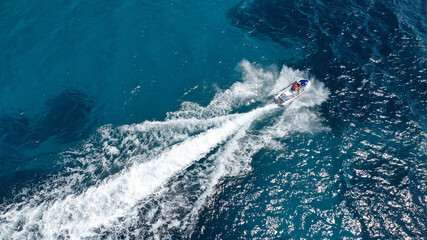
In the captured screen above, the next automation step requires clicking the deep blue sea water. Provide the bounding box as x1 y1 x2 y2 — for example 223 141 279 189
0 0 426 239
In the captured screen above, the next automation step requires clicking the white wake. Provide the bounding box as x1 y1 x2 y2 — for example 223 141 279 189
0 60 329 239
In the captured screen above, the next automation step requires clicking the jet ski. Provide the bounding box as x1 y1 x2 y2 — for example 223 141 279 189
275 79 311 105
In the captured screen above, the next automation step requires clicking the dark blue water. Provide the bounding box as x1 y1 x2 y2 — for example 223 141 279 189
1 0 426 239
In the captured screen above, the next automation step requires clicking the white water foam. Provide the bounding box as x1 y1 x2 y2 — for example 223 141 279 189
1 105 277 239
0 60 329 239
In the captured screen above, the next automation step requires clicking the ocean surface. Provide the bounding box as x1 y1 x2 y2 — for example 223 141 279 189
0 0 426 239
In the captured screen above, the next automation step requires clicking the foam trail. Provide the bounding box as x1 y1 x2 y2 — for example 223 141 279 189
1 60 330 239
0 104 277 239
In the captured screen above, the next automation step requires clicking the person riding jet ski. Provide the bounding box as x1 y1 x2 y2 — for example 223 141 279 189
291 81 301 95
